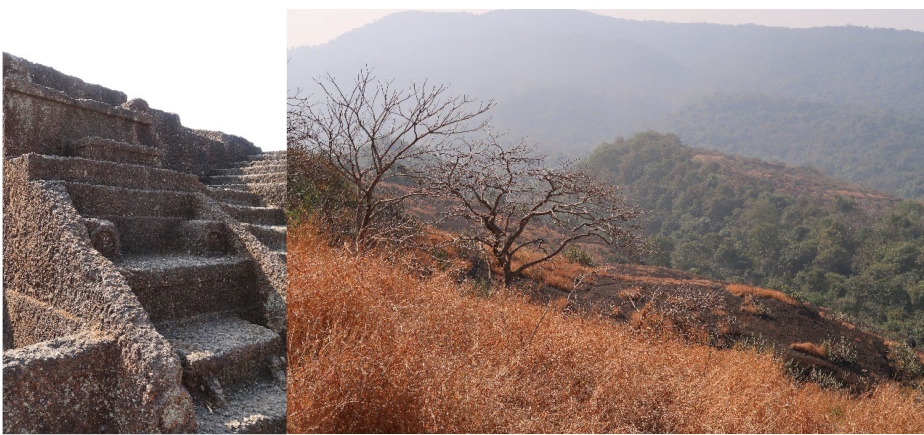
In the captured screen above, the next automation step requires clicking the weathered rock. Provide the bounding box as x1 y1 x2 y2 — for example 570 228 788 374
3 52 286 433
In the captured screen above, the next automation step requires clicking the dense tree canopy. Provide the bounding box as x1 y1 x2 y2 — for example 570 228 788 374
584 132 924 343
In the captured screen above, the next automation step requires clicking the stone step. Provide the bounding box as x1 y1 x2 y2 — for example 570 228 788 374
204 173 285 186
95 217 236 257
117 255 258 323
205 187 264 207
273 251 286 265
207 164 286 177
63 182 198 220
70 136 162 167
193 379 286 434
220 204 285 226
205 182 270 193
208 182 285 209
243 224 286 251
218 158 286 171
157 312 283 391
245 151 285 161
19 153 199 192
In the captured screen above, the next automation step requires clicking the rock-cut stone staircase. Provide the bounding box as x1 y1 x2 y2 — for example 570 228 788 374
201 151 287 265
18 138 286 433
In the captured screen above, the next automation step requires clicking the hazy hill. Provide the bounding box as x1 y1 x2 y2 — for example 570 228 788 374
654 93 924 199
288 10 924 198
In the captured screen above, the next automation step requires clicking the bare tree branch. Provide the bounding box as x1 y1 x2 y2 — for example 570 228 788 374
288 67 494 250
419 133 645 286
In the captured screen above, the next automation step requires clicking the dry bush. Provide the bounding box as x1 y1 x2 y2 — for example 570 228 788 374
288 224 924 433
740 293 772 317
727 283 800 305
792 342 829 360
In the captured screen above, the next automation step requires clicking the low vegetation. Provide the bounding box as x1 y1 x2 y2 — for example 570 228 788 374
288 224 924 433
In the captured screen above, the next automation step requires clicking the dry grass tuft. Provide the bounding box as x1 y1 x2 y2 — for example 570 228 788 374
728 283 800 305
508 249 597 291
791 342 828 360
288 224 924 433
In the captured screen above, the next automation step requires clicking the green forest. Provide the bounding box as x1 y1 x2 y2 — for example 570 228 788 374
658 94 924 199
584 132 924 343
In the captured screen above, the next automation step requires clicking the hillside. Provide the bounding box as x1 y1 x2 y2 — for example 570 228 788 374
654 93 924 199
583 131 924 345
287 224 924 432
288 9 924 198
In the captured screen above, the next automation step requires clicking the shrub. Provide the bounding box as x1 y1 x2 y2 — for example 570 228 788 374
286 150 357 236
822 336 858 366
564 245 595 268
888 341 924 381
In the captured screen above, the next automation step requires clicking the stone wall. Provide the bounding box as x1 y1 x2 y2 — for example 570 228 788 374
3 138 195 434
3 290 85 350
2 52 260 175
3 333 122 433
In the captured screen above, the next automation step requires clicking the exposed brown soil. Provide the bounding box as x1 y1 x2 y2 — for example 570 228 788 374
526 263 921 392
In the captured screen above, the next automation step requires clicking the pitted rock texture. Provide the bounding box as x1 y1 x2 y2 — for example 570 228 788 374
3 53 286 433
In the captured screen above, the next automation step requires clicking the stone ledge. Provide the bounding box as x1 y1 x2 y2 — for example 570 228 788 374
4 76 153 124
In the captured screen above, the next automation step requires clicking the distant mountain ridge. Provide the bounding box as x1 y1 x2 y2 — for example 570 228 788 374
288 10 924 199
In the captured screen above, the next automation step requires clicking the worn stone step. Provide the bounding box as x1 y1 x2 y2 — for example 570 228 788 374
19 153 199 192
209 183 285 209
117 255 258 322
157 312 283 392
63 182 198 219
70 136 162 166
218 157 286 171
220 204 285 226
95 217 236 257
207 164 286 177
273 251 286 265
244 224 286 251
245 151 285 161
206 187 264 207
204 173 285 186
193 379 286 434
206 183 261 192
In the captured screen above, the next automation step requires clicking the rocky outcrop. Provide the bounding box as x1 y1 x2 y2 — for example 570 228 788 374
3 53 287 433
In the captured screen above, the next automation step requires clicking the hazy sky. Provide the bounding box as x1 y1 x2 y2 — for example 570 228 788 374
2 3 921 154
1 2 286 151
288 9 924 48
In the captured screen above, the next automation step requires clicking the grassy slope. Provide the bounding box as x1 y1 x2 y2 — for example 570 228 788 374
288 225 924 433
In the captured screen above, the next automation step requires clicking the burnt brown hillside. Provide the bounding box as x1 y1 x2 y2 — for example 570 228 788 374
526 262 921 392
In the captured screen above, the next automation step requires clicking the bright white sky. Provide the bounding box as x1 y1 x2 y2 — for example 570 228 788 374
2 2 922 153
0 2 286 151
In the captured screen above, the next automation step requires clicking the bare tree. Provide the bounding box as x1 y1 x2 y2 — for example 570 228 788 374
287 67 493 249
421 135 644 286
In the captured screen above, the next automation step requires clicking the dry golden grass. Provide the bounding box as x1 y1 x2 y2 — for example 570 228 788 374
288 225 924 433
509 249 597 291
727 283 800 305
